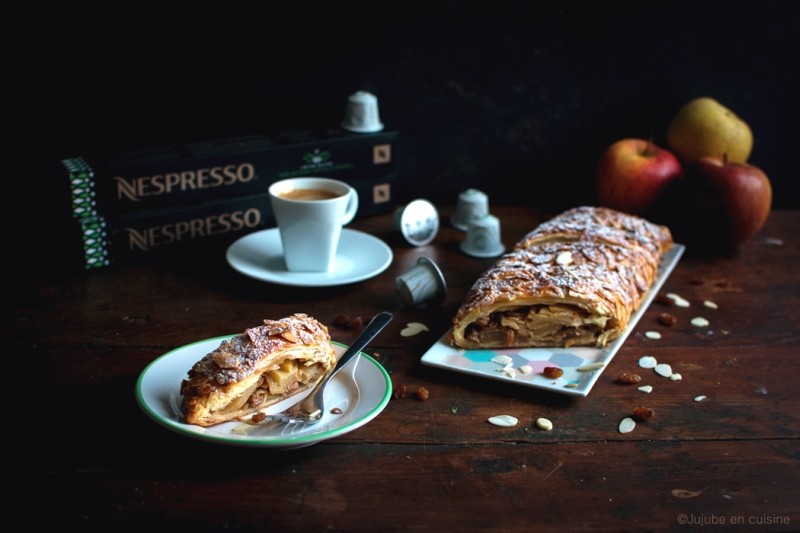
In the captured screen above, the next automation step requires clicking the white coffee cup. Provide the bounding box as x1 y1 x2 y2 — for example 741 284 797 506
268 177 359 272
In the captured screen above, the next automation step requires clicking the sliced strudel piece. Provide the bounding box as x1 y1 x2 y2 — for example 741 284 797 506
180 313 337 427
450 207 673 349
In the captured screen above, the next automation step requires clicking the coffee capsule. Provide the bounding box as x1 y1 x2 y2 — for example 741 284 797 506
451 188 489 231
394 199 439 246
395 256 447 307
460 214 505 258
341 90 384 133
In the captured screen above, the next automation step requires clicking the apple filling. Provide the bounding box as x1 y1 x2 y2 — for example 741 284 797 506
464 304 615 348
211 358 329 417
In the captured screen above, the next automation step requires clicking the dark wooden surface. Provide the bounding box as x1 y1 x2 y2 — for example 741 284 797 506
16 206 799 532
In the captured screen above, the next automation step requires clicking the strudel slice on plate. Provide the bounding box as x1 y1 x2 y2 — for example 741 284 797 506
181 313 337 427
450 206 673 349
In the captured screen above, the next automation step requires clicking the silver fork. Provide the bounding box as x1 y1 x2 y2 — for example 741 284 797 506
262 311 393 425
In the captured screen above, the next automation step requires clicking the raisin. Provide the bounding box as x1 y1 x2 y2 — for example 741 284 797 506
415 387 430 401
633 406 655 420
658 312 678 326
333 314 366 331
542 366 564 379
655 294 674 306
393 383 407 400
616 372 642 384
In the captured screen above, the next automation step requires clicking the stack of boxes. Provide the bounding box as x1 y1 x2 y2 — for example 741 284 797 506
63 128 399 269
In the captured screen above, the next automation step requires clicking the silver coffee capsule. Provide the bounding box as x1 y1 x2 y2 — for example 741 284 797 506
396 256 447 307
394 199 439 246
460 214 505 258
451 188 489 231
341 90 384 133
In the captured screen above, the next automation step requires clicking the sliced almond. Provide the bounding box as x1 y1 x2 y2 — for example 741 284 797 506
618 417 636 434
400 322 429 337
654 363 673 378
491 354 513 366
666 293 691 308
536 417 553 431
638 356 658 369
488 415 519 427
576 362 606 372
556 251 573 266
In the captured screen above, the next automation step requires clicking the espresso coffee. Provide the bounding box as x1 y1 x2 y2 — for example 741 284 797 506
279 188 341 201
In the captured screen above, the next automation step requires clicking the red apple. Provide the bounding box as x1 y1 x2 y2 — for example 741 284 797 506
596 138 684 214
686 156 773 247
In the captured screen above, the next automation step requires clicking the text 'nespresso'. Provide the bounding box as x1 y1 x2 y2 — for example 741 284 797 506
115 163 256 201
125 208 261 251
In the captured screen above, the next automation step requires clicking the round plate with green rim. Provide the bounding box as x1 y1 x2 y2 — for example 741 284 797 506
136 336 392 449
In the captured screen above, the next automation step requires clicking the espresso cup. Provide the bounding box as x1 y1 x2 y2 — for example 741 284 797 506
268 177 359 272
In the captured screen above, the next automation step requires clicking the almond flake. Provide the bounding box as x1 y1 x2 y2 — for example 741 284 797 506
669 373 682 381
500 366 516 379
644 331 662 340
488 415 518 427
536 417 553 431
519 365 533 374
638 385 653 393
576 362 606 372
618 417 636 434
400 322 429 337
491 354 513 366
703 300 718 309
691 317 710 327
556 251 573 266
666 293 691 308
638 356 657 369
694 395 707 402
654 363 673 378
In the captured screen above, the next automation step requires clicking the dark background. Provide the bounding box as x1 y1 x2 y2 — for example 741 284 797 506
9 1 798 273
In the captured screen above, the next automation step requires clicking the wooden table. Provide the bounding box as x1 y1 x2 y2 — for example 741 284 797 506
17 206 799 531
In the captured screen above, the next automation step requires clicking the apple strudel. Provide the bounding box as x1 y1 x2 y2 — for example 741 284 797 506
450 206 673 349
181 313 337 427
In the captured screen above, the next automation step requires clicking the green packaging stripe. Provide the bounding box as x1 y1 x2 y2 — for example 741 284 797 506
63 157 99 219
79 217 111 268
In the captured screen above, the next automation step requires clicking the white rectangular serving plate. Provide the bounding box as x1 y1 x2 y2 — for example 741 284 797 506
420 244 685 397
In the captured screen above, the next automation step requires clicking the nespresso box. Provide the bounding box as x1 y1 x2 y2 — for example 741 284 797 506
63 129 398 218
73 173 397 269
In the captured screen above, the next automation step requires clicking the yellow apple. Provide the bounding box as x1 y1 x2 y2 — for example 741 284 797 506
666 97 753 164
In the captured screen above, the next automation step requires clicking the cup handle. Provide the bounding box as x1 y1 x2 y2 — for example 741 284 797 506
342 188 359 225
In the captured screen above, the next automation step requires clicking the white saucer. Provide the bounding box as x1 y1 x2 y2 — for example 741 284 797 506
226 228 393 287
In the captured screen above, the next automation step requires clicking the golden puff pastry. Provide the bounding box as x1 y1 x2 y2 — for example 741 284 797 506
450 207 673 349
514 205 673 262
181 313 337 427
